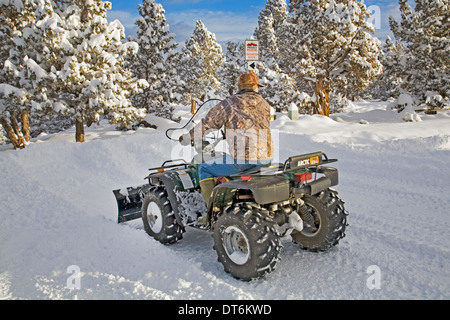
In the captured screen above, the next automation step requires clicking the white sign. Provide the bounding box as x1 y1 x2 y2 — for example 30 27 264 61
245 40 259 61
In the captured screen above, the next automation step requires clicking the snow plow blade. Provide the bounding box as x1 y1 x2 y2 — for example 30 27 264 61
113 185 148 223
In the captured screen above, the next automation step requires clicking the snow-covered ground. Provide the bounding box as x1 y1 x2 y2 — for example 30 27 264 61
1 100 449 300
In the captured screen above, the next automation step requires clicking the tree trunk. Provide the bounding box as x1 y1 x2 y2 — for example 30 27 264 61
21 110 30 143
10 112 27 148
75 118 85 143
314 79 330 117
0 116 24 149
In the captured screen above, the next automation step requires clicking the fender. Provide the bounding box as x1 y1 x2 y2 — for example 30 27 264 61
212 176 290 205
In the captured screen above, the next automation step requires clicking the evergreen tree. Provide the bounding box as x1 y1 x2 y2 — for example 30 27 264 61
285 0 382 116
178 19 225 102
0 0 32 149
254 0 300 112
257 0 288 67
364 36 408 100
389 0 449 106
218 41 246 96
0 84 30 148
55 0 149 142
0 0 63 148
127 0 180 120
268 0 291 72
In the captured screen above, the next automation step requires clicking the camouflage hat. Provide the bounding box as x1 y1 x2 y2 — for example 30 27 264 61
238 72 264 90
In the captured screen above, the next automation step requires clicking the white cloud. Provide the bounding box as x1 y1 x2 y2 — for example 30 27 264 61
107 8 256 48
165 9 258 48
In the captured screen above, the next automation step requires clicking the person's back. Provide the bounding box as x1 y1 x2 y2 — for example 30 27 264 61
193 89 273 162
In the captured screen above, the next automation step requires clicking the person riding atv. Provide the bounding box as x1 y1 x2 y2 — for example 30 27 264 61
179 72 273 211
113 72 349 281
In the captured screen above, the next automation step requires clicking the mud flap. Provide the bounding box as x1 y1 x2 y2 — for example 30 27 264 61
113 185 151 223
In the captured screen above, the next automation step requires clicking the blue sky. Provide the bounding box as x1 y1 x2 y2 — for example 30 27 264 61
107 0 404 46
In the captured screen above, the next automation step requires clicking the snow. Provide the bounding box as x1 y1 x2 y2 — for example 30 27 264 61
1 100 450 300
24 56 48 81
88 34 106 49
398 93 414 107
0 83 26 98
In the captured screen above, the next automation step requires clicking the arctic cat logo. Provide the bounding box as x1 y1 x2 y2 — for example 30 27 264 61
297 156 320 167
297 159 310 166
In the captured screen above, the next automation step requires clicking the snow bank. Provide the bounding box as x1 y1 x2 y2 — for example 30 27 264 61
271 100 449 147
144 114 180 132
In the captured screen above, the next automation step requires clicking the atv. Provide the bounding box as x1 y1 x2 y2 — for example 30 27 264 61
113 100 348 281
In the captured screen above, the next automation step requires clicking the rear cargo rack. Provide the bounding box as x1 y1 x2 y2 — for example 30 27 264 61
283 152 337 171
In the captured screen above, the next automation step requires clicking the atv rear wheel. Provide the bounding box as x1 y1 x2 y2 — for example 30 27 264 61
142 187 183 245
291 188 347 251
213 204 282 281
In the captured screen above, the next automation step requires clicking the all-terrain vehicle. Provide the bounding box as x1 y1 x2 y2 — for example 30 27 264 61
113 100 348 281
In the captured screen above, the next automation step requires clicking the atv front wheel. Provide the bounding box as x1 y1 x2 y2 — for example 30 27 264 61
291 188 348 251
142 187 183 245
213 205 282 281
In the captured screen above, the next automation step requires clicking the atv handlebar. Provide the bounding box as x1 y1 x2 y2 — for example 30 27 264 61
165 98 223 141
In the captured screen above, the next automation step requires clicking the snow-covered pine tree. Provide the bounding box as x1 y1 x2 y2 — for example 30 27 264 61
0 84 30 149
178 19 225 102
218 41 246 96
55 0 149 142
0 0 32 148
364 36 408 100
285 0 382 116
258 0 288 69
255 4 282 76
127 0 180 120
254 0 300 112
389 0 449 107
0 0 64 148
156 45 184 122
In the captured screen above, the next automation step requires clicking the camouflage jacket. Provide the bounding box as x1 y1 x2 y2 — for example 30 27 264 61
189 91 273 161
